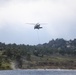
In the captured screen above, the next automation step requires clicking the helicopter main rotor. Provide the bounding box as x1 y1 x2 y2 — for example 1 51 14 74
26 23 46 29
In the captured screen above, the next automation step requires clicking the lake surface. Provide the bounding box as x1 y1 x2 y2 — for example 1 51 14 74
0 69 76 75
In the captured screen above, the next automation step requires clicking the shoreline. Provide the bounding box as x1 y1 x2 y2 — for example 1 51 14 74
0 69 76 71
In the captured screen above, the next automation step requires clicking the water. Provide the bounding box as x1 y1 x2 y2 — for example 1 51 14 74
0 69 76 75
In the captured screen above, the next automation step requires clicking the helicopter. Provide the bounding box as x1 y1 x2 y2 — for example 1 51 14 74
34 23 42 29
26 23 45 29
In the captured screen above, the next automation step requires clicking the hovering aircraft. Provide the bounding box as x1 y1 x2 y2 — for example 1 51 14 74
26 23 45 29
34 23 42 29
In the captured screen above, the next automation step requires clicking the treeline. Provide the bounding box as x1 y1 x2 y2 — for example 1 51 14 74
42 38 76 56
0 38 76 69
0 38 76 58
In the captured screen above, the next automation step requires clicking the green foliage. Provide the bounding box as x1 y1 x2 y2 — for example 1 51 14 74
0 62 11 70
26 52 31 61
0 38 76 69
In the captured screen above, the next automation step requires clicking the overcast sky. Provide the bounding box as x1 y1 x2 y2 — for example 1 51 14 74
0 0 76 45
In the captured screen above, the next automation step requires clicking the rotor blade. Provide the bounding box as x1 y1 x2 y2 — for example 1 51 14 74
40 23 47 25
25 23 35 25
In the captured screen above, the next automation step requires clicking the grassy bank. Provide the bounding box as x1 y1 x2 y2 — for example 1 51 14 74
21 55 76 69
0 55 76 69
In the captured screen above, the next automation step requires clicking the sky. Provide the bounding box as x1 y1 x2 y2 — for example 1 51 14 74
0 0 76 45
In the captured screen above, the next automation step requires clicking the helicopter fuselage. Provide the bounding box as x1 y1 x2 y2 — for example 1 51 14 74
34 23 42 29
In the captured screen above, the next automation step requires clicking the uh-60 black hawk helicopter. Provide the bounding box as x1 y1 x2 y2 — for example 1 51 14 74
26 23 46 29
